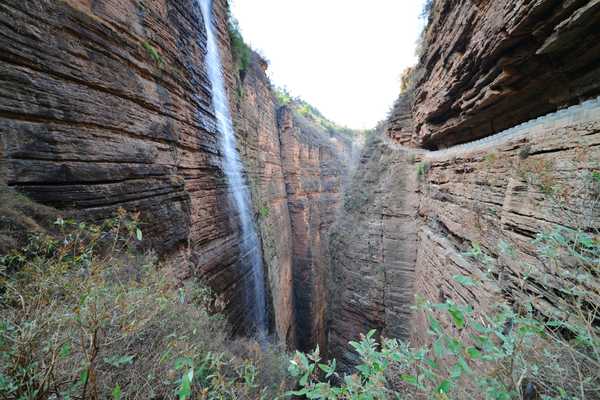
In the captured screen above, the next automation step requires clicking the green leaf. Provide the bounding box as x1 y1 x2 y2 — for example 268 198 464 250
447 338 462 355
178 371 192 400
136 228 143 241
448 305 465 329
80 369 88 385
59 343 71 359
436 379 452 394
428 315 442 335
465 346 481 359
400 374 418 386
112 384 122 400
175 357 194 370
453 274 476 286
433 338 445 357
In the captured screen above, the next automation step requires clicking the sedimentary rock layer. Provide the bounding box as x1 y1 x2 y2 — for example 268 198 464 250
413 0 600 149
328 132 420 369
412 109 600 349
0 0 355 347
278 107 354 352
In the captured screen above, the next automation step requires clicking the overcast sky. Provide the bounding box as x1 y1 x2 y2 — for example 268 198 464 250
230 1 427 129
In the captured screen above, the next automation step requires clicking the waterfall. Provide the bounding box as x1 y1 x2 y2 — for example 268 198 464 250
199 0 267 337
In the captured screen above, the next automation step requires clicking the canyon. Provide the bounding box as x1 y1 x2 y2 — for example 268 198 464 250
1 0 599 385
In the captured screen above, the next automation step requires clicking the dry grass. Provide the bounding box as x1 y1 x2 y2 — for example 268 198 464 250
0 203 292 399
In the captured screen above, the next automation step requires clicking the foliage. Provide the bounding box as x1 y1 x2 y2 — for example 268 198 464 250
228 14 252 79
142 41 163 67
416 161 430 180
259 205 270 219
274 87 359 138
0 210 291 399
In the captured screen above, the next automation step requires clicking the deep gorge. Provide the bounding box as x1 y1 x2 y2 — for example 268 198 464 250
1 0 600 397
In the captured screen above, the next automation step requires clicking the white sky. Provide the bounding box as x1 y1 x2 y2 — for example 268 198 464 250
230 1 427 129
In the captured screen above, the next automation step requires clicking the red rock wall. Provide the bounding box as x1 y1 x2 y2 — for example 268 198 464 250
412 112 600 348
0 0 354 347
233 54 296 346
328 132 420 369
0 0 269 335
413 0 600 149
278 108 354 352
330 0 600 369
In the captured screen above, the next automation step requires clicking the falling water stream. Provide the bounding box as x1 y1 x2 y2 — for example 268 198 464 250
199 0 267 338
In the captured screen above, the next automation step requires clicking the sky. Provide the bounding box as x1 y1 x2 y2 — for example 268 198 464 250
230 1 427 129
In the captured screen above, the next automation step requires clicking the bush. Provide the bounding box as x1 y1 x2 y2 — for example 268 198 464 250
0 209 291 399
228 15 251 79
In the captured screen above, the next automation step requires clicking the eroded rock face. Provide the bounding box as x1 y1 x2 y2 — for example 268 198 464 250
233 54 296 346
412 114 600 349
278 107 354 351
0 0 356 347
328 133 420 369
413 0 600 149
0 0 268 335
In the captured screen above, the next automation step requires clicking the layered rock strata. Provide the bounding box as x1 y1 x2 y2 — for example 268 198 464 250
278 108 354 351
328 132 420 369
413 0 600 149
0 0 354 346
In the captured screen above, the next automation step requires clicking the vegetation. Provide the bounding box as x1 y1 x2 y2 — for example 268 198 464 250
0 208 291 399
274 87 358 138
142 41 163 67
227 11 252 79
416 161 430 180
259 205 270 219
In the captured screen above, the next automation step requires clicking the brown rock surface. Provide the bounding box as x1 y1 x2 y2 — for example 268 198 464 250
328 133 420 369
413 115 600 348
233 54 296 346
278 107 354 351
0 0 356 346
413 0 600 149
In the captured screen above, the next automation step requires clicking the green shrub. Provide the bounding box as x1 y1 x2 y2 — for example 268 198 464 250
416 161 430 180
228 16 251 79
0 210 291 399
259 205 270 219
142 41 163 66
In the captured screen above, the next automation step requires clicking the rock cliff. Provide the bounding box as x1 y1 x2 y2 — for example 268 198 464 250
413 0 600 149
329 0 600 369
0 0 354 348
278 107 354 351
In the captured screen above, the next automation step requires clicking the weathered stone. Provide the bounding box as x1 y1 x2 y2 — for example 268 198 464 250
412 0 600 149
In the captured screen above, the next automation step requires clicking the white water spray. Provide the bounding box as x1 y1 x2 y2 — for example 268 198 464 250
199 0 267 337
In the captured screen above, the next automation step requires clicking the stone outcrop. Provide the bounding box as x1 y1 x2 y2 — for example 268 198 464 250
412 108 600 347
413 0 600 149
0 0 354 347
278 108 354 351
328 132 420 369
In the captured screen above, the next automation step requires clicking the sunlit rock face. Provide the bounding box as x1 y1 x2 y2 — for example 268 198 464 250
412 0 600 149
